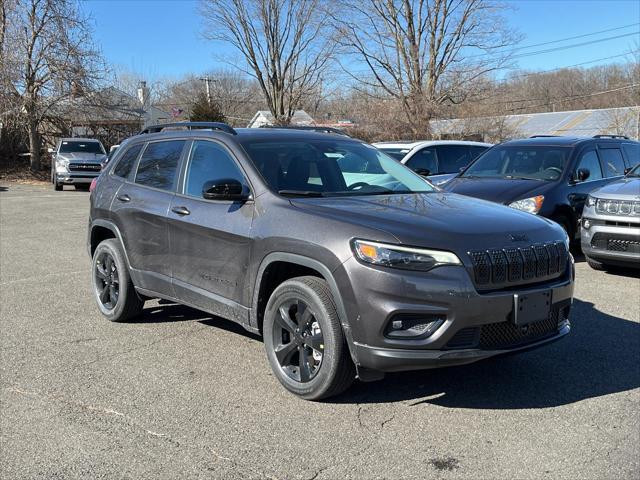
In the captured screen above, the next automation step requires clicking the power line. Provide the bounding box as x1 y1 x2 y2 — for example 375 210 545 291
481 23 639 54
508 32 639 60
504 84 640 113
507 51 638 80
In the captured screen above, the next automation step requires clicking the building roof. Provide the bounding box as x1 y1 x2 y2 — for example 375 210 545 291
431 106 640 140
247 110 314 128
56 86 170 127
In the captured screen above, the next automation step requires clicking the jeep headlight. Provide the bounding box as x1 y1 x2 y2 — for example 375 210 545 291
585 195 597 208
509 195 544 214
352 239 461 272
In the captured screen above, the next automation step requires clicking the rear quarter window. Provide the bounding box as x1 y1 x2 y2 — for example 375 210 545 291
112 144 143 179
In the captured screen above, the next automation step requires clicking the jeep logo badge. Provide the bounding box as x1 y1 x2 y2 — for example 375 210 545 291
509 234 529 242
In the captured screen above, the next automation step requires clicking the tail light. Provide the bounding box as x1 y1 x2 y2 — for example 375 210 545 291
89 178 98 192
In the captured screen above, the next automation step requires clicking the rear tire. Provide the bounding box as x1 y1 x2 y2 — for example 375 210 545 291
263 276 355 400
91 238 143 322
586 256 606 271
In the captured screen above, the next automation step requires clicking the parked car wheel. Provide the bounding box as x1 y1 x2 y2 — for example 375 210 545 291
585 256 607 271
91 238 144 322
263 276 355 400
52 171 62 191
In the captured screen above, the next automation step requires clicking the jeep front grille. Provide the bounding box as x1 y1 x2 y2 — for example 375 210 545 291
591 233 640 254
468 242 567 289
445 304 570 350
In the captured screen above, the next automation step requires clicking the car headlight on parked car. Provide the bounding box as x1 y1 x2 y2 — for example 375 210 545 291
509 195 544 214
56 157 69 169
585 195 597 208
352 239 461 272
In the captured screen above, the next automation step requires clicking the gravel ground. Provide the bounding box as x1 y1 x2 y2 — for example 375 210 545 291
1 183 639 479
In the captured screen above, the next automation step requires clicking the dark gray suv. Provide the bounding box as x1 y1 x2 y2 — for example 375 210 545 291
88 122 575 400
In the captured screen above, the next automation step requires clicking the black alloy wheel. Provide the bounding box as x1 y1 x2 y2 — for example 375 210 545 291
93 250 120 311
272 298 325 383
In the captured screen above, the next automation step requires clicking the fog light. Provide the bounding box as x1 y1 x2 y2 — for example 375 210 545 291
583 218 591 229
385 315 445 339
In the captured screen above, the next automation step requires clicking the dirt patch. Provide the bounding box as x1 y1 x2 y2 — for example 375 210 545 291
0 158 51 185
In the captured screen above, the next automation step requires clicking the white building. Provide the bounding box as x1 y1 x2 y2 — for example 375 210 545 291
247 110 315 128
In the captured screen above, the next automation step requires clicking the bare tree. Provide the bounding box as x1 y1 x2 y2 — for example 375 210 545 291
335 0 517 136
3 0 104 170
200 0 334 124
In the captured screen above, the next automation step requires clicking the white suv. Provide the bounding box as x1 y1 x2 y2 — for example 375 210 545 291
374 140 492 185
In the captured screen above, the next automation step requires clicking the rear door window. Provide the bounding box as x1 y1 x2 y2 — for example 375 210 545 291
113 144 143 179
435 145 471 174
598 148 626 177
135 140 185 191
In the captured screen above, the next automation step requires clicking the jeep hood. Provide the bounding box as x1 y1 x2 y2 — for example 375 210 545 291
443 177 555 204
591 177 640 200
290 192 565 252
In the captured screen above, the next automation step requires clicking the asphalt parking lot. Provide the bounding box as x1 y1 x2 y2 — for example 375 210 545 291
1 182 638 479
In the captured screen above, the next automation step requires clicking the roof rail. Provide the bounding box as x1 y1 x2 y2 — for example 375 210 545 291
593 134 629 139
139 122 237 135
259 125 350 137
529 135 559 138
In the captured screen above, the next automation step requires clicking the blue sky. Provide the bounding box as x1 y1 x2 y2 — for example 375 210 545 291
82 0 640 82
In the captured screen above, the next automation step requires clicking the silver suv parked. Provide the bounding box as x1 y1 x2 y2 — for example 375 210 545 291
581 163 640 270
50 138 106 190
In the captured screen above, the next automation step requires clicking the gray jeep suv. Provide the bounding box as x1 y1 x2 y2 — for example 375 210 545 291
88 122 574 400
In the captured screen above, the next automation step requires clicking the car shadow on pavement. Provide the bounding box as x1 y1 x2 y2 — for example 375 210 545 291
334 298 640 408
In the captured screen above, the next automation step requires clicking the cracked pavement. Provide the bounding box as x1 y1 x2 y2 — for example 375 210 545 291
1 183 639 479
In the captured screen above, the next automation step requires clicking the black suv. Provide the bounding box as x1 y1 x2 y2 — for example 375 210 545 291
88 122 574 400
443 136 640 241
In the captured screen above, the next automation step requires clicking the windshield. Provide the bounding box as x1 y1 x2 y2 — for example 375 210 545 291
463 145 570 181
59 141 105 154
627 163 640 177
241 139 435 196
376 147 410 161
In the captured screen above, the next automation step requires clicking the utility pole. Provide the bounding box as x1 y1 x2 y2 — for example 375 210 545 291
200 76 212 105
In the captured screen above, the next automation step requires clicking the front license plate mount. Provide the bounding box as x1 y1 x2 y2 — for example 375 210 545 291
513 290 552 326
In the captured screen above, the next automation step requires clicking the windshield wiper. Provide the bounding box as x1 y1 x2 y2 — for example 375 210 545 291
504 175 544 181
278 190 325 197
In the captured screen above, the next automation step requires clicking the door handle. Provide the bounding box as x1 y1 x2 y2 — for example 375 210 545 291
171 206 190 216
117 194 131 202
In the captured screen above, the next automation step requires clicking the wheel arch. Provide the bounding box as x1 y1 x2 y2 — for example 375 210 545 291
89 220 132 269
251 254 356 356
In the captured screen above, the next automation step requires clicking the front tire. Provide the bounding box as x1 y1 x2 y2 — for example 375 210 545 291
91 238 143 322
53 172 62 191
263 276 355 400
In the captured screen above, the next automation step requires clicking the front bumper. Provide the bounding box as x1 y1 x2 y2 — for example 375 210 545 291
354 323 570 372
56 172 99 184
581 220 640 266
335 256 574 373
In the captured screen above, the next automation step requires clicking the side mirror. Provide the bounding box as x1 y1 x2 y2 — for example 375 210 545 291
413 168 431 177
575 168 590 182
202 178 249 201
